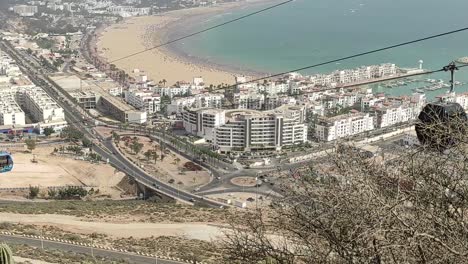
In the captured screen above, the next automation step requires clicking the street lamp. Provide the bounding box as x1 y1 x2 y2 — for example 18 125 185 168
40 228 44 250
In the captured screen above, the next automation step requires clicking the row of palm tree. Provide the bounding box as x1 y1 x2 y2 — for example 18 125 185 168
113 125 224 168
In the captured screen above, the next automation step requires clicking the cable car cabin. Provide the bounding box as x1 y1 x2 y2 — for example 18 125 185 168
0 152 13 173
415 102 467 150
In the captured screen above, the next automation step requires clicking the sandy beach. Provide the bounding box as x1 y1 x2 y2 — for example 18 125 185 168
96 1 272 86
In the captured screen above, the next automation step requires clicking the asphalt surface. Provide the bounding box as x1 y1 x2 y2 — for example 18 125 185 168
1 40 229 208
0 235 184 264
0 38 283 207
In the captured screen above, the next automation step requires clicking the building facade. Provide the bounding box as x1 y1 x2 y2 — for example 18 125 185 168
124 90 161 114
0 92 25 126
182 105 308 152
21 87 65 123
315 113 374 141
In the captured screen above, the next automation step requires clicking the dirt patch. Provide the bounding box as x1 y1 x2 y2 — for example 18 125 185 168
116 135 211 191
0 212 222 241
0 145 125 199
230 177 257 187
207 192 272 209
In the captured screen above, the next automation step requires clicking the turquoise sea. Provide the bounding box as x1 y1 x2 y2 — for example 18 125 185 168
174 0 468 98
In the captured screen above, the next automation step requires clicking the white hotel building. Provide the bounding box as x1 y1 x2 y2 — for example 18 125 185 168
167 93 224 115
372 101 424 129
124 89 161 114
12 5 38 17
182 105 308 152
0 92 25 126
315 112 374 141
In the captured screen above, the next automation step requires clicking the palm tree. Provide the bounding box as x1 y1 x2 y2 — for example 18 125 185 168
152 151 159 164
144 150 152 161
0 243 14 264
162 79 167 87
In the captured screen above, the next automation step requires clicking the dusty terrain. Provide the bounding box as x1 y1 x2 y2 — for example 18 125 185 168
14 256 56 264
0 212 222 241
117 135 211 191
97 9 238 86
207 192 272 208
0 145 125 198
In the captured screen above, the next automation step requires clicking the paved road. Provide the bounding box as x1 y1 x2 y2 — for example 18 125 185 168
1 39 225 208
0 235 184 264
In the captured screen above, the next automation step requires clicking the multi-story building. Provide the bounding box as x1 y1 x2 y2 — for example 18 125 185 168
107 6 150 17
234 93 264 110
12 5 38 16
21 87 65 123
153 86 190 98
167 93 224 115
124 90 161 114
308 63 398 88
315 112 374 141
322 93 359 109
182 105 308 152
455 93 468 110
70 91 98 110
182 108 226 142
372 103 416 128
98 94 147 124
0 92 25 126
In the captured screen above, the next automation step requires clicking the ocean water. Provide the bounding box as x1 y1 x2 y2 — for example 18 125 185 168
175 0 468 97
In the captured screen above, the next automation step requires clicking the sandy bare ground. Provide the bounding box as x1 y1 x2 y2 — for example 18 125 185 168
207 192 271 208
0 146 125 197
14 257 56 264
231 177 257 187
97 7 241 86
118 135 211 190
0 213 222 241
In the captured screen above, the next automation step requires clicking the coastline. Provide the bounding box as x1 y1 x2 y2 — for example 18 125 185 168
95 0 277 86
159 0 278 79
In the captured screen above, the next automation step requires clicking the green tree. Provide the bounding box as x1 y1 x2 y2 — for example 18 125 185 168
57 186 88 200
152 152 159 164
132 142 144 155
112 131 121 143
81 138 93 148
29 186 40 199
43 127 54 137
47 189 57 198
144 150 152 161
25 139 36 153
61 127 84 142
0 243 14 264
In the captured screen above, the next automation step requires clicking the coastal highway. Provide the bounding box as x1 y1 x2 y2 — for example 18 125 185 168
0 234 185 264
0 39 224 208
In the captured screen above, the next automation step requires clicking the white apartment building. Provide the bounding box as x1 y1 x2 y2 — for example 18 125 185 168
315 112 374 141
107 6 150 17
0 92 25 126
153 86 190 98
21 87 65 123
372 104 416 128
234 93 264 110
182 108 226 142
167 93 224 115
264 95 297 110
322 93 359 109
309 63 397 88
12 5 38 16
182 105 308 152
256 82 289 95
124 90 161 114
455 93 468 111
